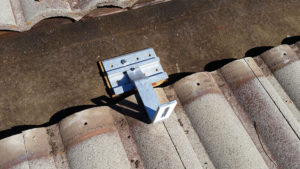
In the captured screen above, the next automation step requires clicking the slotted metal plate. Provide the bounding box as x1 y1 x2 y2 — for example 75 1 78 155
102 48 168 95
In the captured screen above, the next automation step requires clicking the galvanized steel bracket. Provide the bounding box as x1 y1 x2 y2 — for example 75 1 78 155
101 48 177 123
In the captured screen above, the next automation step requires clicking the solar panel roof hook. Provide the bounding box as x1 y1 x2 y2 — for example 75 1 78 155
100 48 177 123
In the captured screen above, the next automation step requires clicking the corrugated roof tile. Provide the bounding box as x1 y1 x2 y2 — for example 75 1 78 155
0 0 172 32
0 134 29 169
60 107 131 169
0 0 138 32
220 58 300 168
0 42 300 169
174 72 269 169
261 45 300 109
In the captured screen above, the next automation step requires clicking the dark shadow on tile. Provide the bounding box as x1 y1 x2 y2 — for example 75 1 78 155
0 105 98 139
244 46 273 58
92 94 151 124
0 71 200 139
0 125 39 140
204 58 237 71
47 105 98 125
159 72 195 87
0 92 148 139
281 36 300 45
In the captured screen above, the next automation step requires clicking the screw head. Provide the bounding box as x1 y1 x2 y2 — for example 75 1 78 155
121 59 126 64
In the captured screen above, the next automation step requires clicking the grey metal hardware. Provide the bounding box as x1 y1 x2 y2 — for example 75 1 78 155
101 48 177 123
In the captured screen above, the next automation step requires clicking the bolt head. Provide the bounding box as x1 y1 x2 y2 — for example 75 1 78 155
121 59 126 64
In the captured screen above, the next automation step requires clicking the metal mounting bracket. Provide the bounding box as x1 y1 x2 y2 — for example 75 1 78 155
100 48 177 123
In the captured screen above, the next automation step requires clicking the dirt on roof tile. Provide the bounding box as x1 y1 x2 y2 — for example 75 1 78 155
0 42 300 169
0 0 169 32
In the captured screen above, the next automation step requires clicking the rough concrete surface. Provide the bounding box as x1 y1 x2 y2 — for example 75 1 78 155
0 44 299 169
0 0 299 134
174 73 268 169
0 0 140 32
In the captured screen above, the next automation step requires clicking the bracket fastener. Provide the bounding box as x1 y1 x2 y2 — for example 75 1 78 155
100 48 177 123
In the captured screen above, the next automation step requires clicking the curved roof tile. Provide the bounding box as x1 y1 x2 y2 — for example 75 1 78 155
0 43 300 169
0 0 138 32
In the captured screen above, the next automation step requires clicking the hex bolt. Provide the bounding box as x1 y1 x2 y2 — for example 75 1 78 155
121 59 127 64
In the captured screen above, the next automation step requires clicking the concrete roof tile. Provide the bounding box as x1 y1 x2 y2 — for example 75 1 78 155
0 134 29 169
174 72 269 169
0 0 16 26
59 107 131 169
0 42 300 169
123 94 187 169
0 0 168 32
220 58 300 169
164 86 216 169
261 45 300 109
23 128 57 169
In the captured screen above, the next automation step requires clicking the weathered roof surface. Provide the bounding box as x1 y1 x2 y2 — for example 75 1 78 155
0 0 171 32
0 0 144 32
0 43 299 169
